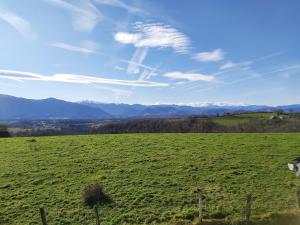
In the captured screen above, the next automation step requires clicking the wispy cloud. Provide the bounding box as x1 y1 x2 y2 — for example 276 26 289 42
263 64 300 75
139 68 158 81
218 52 282 73
45 0 103 32
220 61 236 70
0 69 168 87
114 65 126 71
163 71 215 82
94 0 145 14
254 52 283 62
127 47 148 74
191 64 300 94
50 40 99 54
114 22 190 54
222 65 300 87
121 59 158 72
218 60 252 72
92 85 132 99
0 10 37 40
194 49 224 62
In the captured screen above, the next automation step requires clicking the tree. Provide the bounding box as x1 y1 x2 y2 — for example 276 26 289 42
275 109 284 116
82 183 112 225
0 124 10 138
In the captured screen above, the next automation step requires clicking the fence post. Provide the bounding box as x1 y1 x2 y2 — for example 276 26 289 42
245 194 253 224
94 205 100 225
296 188 300 209
39 208 48 225
197 188 203 222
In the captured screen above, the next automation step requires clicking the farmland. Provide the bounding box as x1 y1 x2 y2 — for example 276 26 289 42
6 112 300 137
1 133 300 224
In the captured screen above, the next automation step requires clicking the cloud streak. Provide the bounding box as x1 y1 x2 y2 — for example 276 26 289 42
0 10 37 39
127 47 149 74
114 22 190 53
220 61 236 70
45 0 103 32
0 69 168 87
163 71 215 82
194 49 224 62
94 0 145 14
92 85 132 99
50 40 99 54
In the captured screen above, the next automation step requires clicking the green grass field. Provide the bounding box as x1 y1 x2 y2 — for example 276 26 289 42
1 133 300 224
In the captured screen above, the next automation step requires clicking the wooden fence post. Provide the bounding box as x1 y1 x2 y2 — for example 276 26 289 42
39 208 48 225
245 194 253 224
296 188 300 209
197 188 203 222
94 205 100 225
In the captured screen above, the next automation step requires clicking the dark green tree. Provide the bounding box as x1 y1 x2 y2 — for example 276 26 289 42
0 124 10 138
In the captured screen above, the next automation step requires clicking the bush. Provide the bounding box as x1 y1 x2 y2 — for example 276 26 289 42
0 125 10 138
81 183 112 208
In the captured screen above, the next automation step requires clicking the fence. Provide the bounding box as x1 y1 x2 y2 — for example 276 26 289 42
37 189 300 225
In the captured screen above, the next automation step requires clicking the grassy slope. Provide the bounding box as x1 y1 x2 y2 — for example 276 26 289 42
211 113 273 126
1 133 300 225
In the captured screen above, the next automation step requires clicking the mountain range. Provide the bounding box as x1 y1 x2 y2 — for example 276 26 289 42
0 94 299 120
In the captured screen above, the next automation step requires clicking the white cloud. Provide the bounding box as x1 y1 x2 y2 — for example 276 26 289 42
94 0 144 14
163 71 215 82
114 32 141 44
50 40 99 54
114 22 190 53
127 47 148 74
45 0 103 32
93 85 132 98
114 65 126 71
0 10 37 40
220 61 236 70
0 69 168 87
194 49 224 62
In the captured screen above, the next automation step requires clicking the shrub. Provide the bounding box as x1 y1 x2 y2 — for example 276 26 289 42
81 183 112 208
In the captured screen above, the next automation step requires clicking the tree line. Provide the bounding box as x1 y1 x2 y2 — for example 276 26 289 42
0 124 10 137
4 113 300 137
93 114 300 134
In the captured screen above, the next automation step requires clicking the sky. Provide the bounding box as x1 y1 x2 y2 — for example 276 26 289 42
0 0 299 106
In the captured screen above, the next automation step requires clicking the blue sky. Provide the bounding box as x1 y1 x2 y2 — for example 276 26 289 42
0 0 299 105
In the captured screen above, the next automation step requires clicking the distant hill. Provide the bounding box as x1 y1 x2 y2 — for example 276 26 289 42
0 95 111 120
0 94 300 120
81 102 147 118
82 101 298 118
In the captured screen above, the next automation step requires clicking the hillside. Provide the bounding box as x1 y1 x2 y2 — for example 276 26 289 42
0 95 111 120
1 94 300 121
93 112 300 134
1 134 300 224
